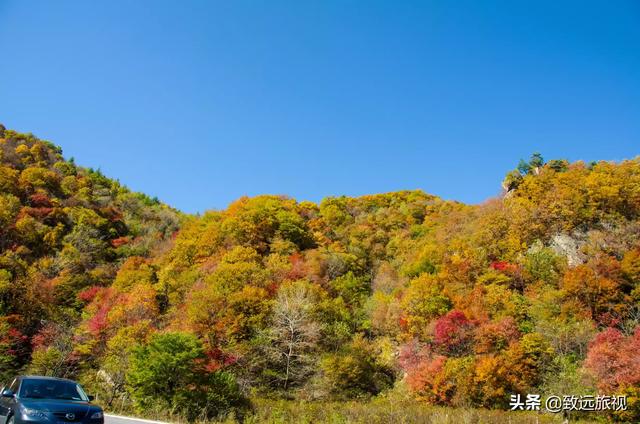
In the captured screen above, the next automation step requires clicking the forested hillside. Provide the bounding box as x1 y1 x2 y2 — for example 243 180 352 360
1 125 640 422
0 125 180 381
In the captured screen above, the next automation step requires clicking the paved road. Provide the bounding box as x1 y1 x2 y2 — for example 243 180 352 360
105 414 167 424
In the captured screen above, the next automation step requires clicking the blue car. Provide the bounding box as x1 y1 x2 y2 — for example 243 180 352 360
0 376 104 424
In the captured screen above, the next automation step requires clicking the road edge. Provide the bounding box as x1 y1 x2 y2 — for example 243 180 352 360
104 414 169 424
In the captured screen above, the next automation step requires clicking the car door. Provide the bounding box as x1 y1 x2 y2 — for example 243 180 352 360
0 378 18 419
0 384 5 419
0 378 19 420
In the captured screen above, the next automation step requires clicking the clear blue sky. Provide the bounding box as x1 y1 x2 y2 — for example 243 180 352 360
0 1 638 213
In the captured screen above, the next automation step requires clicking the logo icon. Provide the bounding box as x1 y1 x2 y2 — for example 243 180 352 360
65 413 75 421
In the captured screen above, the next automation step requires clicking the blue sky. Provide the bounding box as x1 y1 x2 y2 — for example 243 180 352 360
0 1 638 213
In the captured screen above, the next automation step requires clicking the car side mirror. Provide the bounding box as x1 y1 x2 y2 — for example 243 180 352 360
88 395 95 402
1 389 14 398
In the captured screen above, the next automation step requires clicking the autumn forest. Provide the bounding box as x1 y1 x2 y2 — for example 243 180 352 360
1 125 639 422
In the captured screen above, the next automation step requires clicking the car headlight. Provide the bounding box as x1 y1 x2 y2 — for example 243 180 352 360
91 411 104 419
21 406 48 419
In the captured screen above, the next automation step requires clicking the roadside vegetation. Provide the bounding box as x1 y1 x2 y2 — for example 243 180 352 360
105 394 603 424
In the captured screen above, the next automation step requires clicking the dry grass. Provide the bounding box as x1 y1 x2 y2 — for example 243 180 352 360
106 395 604 424
234 398 600 424
224 384 606 424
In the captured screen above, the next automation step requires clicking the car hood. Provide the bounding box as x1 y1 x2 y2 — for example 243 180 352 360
20 399 99 415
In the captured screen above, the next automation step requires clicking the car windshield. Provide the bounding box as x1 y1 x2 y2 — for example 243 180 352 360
19 379 88 401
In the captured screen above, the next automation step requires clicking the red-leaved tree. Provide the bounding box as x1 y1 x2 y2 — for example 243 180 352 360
433 310 476 356
584 327 640 393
